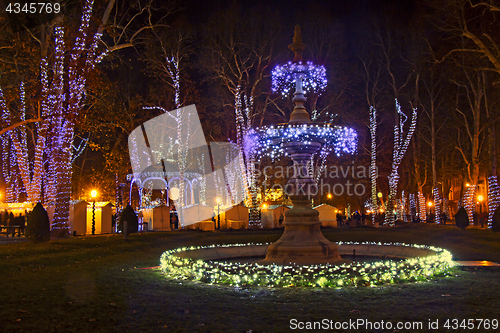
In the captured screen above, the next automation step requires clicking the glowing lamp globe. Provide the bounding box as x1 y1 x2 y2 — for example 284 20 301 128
91 190 97 199
169 187 179 201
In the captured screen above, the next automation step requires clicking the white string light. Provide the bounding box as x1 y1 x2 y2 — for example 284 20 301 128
488 176 500 227
370 106 378 223
463 184 477 224
418 191 426 222
160 242 455 288
409 193 416 221
433 187 442 224
272 61 327 97
385 99 418 225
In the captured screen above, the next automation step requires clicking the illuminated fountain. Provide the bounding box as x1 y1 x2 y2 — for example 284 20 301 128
158 27 455 288
254 25 356 265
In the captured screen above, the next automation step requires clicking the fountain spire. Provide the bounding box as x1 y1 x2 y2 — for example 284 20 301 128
289 25 306 62
259 27 347 266
288 25 311 124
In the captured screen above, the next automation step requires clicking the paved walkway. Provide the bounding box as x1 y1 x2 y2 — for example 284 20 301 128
0 235 27 244
454 260 500 267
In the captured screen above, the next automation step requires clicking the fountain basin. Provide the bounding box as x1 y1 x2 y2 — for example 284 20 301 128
160 242 455 288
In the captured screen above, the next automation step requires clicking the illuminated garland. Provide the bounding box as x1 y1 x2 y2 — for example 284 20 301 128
245 123 357 162
385 99 418 225
433 187 442 224
398 191 406 222
160 242 454 288
409 193 416 221
418 192 426 222
197 155 207 205
463 184 477 223
370 106 378 223
488 176 500 227
0 88 13 202
271 61 327 97
0 0 105 229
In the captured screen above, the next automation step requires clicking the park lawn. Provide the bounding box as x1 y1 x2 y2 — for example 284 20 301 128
0 225 499 333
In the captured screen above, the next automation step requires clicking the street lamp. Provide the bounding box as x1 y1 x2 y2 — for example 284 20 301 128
427 201 433 222
478 195 484 220
91 189 97 235
326 193 332 205
216 197 221 230
377 192 384 208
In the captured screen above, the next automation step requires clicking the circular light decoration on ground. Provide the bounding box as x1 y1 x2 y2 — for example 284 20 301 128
245 123 357 161
272 61 327 97
160 242 454 288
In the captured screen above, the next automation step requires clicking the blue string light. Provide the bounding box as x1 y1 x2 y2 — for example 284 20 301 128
272 61 327 97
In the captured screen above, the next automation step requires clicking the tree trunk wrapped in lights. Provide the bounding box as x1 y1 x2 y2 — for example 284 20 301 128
409 193 416 221
463 184 477 224
401 190 407 222
369 106 378 223
1 0 164 235
385 99 418 225
488 176 500 227
418 191 426 222
433 187 442 224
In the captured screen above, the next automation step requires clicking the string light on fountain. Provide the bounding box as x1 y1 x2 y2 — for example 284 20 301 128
245 123 357 162
272 61 327 97
159 242 455 288
271 25 327 98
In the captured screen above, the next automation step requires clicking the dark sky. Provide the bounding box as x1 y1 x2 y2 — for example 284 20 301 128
179 0 418 29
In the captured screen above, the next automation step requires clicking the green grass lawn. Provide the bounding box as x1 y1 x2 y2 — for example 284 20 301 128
1 225 500 332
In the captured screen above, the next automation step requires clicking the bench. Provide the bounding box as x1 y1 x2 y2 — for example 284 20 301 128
0 225 22 237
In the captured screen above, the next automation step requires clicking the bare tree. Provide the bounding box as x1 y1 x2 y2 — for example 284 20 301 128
0 0 171 235
202 4 281 227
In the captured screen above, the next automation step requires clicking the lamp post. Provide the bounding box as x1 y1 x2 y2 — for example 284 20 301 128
477 195 484 213
427 201 433 223
169 187 180 230
216 197 221 230
478 195 484 227
91 189 97 235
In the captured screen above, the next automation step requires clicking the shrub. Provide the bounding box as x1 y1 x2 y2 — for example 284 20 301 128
492 207 500 232
118 205 138 235
25 202 50 242
455 207 469 230
2 210 8 225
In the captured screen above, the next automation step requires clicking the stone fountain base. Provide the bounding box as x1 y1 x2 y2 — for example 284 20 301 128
258 203 348 266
